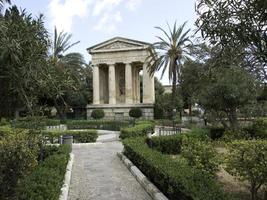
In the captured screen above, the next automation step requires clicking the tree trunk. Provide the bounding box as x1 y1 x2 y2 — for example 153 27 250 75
228 108 239 130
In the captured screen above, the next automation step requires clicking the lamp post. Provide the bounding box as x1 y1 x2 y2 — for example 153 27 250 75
172 108 176 130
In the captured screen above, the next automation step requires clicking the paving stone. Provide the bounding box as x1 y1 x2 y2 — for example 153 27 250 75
68 134 152 200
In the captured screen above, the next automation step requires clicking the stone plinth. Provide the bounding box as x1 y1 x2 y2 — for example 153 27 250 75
87 104 154 120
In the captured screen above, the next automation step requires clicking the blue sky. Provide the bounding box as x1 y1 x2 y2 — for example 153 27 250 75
10 0 198 84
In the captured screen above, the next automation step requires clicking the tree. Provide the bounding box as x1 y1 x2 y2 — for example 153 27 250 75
0 6 49 117
198 67 258 130
147 22 192 105
43 27 86 119
225 140 267 200
0 0 10 12
196 0 267 81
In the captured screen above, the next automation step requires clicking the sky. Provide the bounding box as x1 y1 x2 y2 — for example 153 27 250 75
9 0 198 85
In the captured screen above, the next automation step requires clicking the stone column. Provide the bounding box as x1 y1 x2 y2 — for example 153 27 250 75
142 63 155 104
93 64 100 104
108 64 116 104
125 63 133 104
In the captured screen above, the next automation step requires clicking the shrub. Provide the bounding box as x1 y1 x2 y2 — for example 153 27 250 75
41 130 98 143
123 137 227 200
120 122 154 139
225 140 267 200
0 118 9 126
12 116 61 130
147 134 183 154
181 137 220 175
17 145 70 200
244 119 267 139
221 129 250 141
91 109 105 119
208 127 225 140
66 120 129 131
129 107 142 118
0 130 40 198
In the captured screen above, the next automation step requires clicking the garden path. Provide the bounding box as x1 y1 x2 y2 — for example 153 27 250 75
68 131 152 200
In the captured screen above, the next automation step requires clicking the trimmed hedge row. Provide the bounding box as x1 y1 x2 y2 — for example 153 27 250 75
123 137 228 200
16 145 71 200
66 120 129 131
148 129 210 154
12 116 61 130
120 123 155 139
41 130 98 143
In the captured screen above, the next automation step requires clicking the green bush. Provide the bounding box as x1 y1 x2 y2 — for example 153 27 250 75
244 119 267 139
0 118 9 126
148 130 209 155
120 123 154 139
123 137 227 200
0 130 40 198
129 107 142 118
17 145 70 200
12 116 61 130
181 137 220 175
66 120 129 131
221 129 250 141
41 130 98 143
208 127 225 140
91 109 105 119
147 134 183 154
225 140 267 200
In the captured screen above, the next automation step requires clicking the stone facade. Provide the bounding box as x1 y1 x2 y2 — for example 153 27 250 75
86 37 155 119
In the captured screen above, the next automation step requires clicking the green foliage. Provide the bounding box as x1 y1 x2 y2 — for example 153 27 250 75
129 107 142 119
91 109 105 119
221 130 250 142
120 122 154 139
181 137 220 175
66 120 129 131
0 130 40 198
198 67 258 130
148 134 183 154
244 119 267 139
0 118 9 126
12 116 61 130
41 130 98 143
16 145 70 200
196 0 267 81
0 6 49 116
225 140 267 200
123 137 227 200
208 127 225 140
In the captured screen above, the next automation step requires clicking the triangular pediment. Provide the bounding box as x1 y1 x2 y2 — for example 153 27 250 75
88 37 150 53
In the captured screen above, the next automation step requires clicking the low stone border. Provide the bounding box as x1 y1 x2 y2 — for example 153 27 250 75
117 152 168 200
59 153 74 200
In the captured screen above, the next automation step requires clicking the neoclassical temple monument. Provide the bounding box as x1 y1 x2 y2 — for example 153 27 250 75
86 37 155 119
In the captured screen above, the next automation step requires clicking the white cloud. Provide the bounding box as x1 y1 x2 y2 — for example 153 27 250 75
126 0 142 11
48 0 142 33
48 0 93 32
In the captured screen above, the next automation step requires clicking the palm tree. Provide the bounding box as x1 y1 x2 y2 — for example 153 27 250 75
0 0 11 12
47 27 86 118
147 22 191 106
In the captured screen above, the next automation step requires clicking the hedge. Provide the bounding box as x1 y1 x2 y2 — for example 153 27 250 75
91 109 105 119
120 123 155 139
16 145 70 200
41 130 98 143
123 137 228 200
12 116 61 130
66 120 129 131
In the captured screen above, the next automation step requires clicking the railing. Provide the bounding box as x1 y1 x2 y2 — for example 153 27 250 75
158 126 181 136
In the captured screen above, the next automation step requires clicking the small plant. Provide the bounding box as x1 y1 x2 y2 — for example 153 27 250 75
225 140 267 200
129 107 142 119
91 109 105 119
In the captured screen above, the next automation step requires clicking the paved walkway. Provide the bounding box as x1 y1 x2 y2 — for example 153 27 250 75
68 131 152 200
